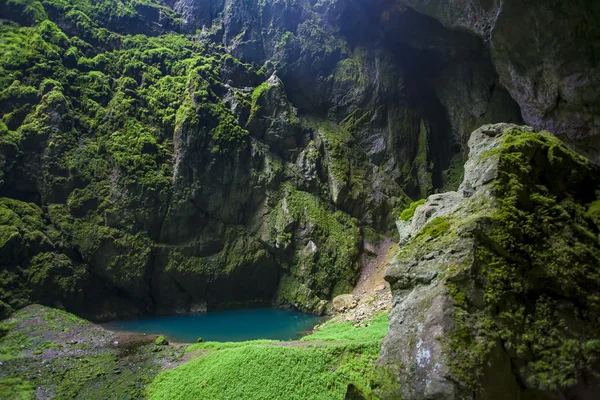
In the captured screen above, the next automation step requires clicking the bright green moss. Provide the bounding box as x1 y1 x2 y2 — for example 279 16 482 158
150 342 382 400
399 199 425 221
416 217 450 239
586 200 600 226
155 335 169 346
442 128 600 392
0 377 35 400
186 340 277 354
249 81 272 121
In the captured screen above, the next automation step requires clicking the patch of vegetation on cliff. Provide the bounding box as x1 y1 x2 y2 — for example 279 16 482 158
301 312 389 342
269 183 362 310
0 7 277 314
0 0 408 319
399 199 425 221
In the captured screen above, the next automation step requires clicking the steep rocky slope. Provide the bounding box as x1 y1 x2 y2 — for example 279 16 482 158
0 0 416 320
380 124 600 399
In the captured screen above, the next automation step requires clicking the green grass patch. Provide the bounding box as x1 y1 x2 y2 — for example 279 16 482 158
149 342 382 400
0 377 35 400
150 313 389 399
185 339 277 353
301 313 389 342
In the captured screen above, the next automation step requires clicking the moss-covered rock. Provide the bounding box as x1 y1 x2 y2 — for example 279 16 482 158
0 305 186 397
379 124 600 399
155 335 168 346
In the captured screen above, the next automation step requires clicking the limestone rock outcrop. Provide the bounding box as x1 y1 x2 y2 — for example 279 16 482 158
379 124 600 399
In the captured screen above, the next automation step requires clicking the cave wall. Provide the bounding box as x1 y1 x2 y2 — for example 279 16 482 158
1 0 593 323
390 0 600 162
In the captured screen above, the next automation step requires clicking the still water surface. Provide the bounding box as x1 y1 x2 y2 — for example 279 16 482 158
103 308 324 343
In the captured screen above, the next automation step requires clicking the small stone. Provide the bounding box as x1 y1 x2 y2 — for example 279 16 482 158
333 294 357 312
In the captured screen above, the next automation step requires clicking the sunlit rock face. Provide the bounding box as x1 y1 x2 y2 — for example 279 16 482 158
379 123 600 399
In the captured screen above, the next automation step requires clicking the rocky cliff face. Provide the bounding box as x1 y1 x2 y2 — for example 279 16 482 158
0 0 526 320
380 124 600 399
1 0 600 398
391 0 600 162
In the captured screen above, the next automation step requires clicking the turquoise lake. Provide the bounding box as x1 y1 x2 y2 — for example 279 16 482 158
103 308 325 343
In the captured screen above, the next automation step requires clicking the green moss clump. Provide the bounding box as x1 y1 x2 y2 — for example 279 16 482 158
417 217 450 239
399 199 425 221
0 377 35 400
271 183 362 308
585 200 600 226
155 336 169 346
248 81 272 121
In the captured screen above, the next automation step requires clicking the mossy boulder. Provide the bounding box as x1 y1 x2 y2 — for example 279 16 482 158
379 124 600 399
155 335 168 346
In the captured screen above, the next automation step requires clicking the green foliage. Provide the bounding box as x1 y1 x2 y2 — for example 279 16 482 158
0 305 176 399
416 217 450 239
0 6 263 312
151 312 389 399
155 335 169 346
585 200 600 226
0 377 35 400
399 199 425 221
249 81 272 121
186 340 277 354
271 183 361 307
301 312 389 342
150 342 382 400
